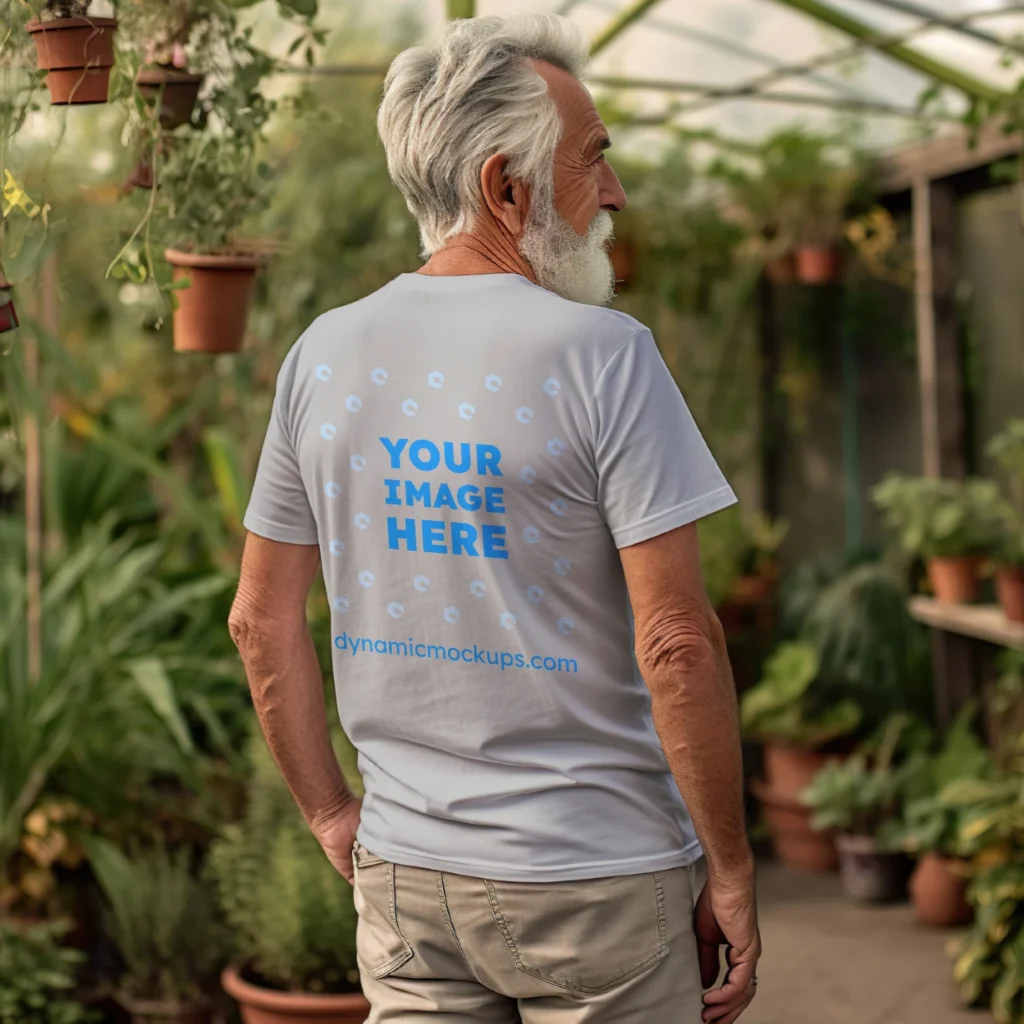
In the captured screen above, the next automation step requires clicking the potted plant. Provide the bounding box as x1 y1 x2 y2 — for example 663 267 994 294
85 839 226 1024
0 919 98 1023
209 737 367 1023
885 708 991 927
946 741 1024 1024
872 475 1006 604
114 1 321 352
742 642 861 871
987 419 1024 623
25 0 118 106
125 0 204 131
802 716 919 903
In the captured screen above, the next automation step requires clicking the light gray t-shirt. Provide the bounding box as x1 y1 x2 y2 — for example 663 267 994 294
244 273 736 882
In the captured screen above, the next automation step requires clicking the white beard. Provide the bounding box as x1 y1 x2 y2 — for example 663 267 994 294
519 205 616 307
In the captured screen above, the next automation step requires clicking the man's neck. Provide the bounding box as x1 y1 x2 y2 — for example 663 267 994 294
419 232 536 282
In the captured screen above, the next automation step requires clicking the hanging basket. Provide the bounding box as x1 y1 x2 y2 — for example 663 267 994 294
795 244 844 286
165 249 268 354
26 16 118 106
135 68 204 130
0 287 18 334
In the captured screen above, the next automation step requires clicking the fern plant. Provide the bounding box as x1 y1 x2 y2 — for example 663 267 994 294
0 920 97 1024
85 839 226 1008
208 737 358 994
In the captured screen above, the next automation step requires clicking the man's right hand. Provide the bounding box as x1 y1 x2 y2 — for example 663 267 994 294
311 796 363 886
695 875 761 1024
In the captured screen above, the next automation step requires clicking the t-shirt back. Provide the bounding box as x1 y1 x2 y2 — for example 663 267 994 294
244 273 736 881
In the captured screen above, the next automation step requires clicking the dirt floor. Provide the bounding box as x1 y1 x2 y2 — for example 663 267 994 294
750 863 984 1024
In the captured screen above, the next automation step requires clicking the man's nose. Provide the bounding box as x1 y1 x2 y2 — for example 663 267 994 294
600 164 627 213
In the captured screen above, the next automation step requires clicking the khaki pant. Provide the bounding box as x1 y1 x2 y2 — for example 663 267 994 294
353 844 707 1023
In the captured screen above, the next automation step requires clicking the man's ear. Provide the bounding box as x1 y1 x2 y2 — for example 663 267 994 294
480 153 530 238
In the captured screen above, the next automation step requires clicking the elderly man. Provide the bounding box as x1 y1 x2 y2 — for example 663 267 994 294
231 13 759 1024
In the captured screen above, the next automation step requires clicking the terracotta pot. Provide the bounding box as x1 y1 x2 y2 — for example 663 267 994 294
120 995 212 1024
136 68 204 130
164 249 267 354
995 565 1024 624
762 746 835 803
835 834 911 903
222 966 369 1024
765 252 796 285
27 17 117 106
752 781 837 873
927 555 981 604
795 245 843 285
609 240 633 287
909 854 973 928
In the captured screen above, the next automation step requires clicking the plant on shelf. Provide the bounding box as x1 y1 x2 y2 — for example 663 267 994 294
209 734 367 1022
0 919 98 1024
884 707 993 927
86 839 227 1024
741 641 861 873
22 0 119 106
803 715 922 903
987 419 1024 623
872 474 1007 604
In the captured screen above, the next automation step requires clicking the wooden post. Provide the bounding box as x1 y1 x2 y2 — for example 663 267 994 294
757 273 781 521
912 176 966 479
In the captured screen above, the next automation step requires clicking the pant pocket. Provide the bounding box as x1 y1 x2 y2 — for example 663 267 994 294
484 872 671 994
353 845 414 980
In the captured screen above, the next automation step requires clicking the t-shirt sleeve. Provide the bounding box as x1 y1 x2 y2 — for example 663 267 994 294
593 329 737 549
243 346 319 545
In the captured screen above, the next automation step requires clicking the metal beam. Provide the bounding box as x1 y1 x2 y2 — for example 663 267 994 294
767 0 1004 102
678 4 1024 118
588 74 947 119
446 0 474 20
581 0 879 103
853 0 1024 55
590 0 666 57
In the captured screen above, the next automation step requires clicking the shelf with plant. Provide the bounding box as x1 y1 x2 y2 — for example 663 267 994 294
802 714 924 903
873 474 1008 605
85 839 227 1024
209 734 366 1022
987 419 1024 623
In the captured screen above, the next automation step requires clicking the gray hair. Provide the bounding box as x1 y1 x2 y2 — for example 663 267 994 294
378 15 590 255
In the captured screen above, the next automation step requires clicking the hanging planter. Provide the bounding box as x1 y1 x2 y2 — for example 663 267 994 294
136 68 204 131
0 279 18 334
795 244 844 285
165 249 268 354
27 3 118 106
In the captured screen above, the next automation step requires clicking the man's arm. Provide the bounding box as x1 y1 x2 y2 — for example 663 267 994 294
228 532 361 882
620 522 759 1024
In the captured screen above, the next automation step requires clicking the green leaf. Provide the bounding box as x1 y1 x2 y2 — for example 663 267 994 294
128 658 194 753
